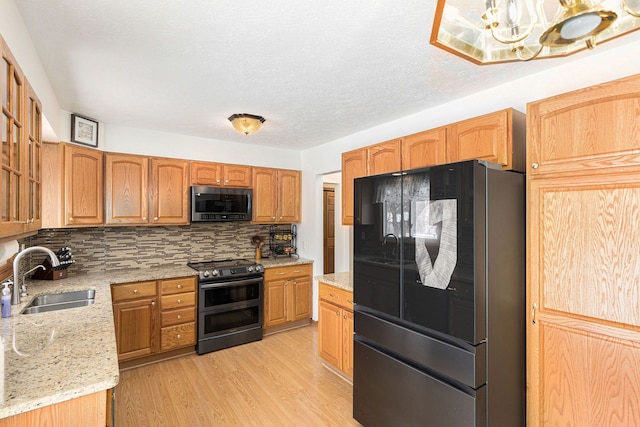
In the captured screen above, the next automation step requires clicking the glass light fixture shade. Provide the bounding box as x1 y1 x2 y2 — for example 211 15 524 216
431 0 640 64
228 114 266 135
539 0 617 46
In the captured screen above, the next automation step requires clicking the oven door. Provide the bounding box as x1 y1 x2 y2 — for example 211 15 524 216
198 277 263 339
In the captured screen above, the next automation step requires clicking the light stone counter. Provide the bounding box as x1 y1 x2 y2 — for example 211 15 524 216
0 265 197 419
315 271 353 292
259 256 314 269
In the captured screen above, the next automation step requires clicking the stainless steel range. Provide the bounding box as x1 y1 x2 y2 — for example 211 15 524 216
187 258 264 355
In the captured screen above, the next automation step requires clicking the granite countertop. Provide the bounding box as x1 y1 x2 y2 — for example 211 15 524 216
0 265 197 420
259 256 313 269
315 272 353 292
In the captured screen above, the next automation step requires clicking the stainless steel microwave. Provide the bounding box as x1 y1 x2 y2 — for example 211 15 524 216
191 186 253 222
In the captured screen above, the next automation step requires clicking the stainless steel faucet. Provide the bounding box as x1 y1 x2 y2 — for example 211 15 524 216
12 246 61 305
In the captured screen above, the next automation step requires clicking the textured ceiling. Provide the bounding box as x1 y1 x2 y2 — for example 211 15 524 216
12 1 640 150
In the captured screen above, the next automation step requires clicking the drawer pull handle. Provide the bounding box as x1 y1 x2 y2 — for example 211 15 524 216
177 284 183 289
294 270 302 273
276 272 286 275
347 299 354 304
329 293 339 299
133 289 138 294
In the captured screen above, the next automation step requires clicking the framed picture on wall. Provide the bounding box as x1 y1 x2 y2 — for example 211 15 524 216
71 114 99 147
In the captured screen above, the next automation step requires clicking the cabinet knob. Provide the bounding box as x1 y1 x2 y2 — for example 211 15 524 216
177 284 182 289
68 217 74 222
531 163 539 169
133 289 138 294
224 179 229 183
176 334 182 339
335 311 340 316
177 299 182 304
154 217 159 221
216 179 220 183
151 301 155 306
142 216 147 221
343 315 347 319
177 314 182 320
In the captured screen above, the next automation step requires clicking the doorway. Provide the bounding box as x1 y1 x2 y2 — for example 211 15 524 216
323 184 335 274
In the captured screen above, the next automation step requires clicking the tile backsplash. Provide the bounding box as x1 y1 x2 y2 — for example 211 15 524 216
21 223 278 275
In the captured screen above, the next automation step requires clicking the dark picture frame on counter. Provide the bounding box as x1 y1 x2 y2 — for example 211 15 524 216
71 113 99 147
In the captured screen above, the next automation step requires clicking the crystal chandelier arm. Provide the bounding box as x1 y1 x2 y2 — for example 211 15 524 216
484 0 542 44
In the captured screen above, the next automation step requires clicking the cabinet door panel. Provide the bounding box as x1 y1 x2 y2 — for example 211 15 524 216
223 164 252 187
252 167 277 223
25 84 42 231
368 139 401 175
190 161 222 185
278 169 301 223
527 75 640 177
64 145 103 226
402 127 447 170
448 111 508 166
150 158 189 224
291 277 311 321
319 300 342 367
105 154 148 224
341 149 367 225
113 298 158 361
264 279 287 327
342 309 354 377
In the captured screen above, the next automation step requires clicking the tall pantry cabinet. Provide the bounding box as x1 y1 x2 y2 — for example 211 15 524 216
526 74 640 426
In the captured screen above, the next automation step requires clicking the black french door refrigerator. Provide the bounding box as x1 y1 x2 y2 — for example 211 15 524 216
352 160 525 427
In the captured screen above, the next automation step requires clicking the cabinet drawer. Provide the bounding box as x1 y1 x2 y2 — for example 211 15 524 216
319 283 354 310
161 292 196 310
265 264 312 281
162 307 196 327
161 322 196 351
161 276 196 295
111 281 157 302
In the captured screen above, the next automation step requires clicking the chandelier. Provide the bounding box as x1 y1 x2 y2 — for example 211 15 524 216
430 0 640 64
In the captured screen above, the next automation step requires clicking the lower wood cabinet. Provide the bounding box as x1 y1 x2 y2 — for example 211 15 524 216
111 276 197 364
263 264 312 333
318 282 354 378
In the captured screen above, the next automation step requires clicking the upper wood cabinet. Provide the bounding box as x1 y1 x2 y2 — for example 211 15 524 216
527 74 640 177
526 74 640 426
367 139 401 175
252 167 301 223
447 108 525 172
190 161 252 187
64 144 104 227
341 149 367 225
150 158 190 225
105 153 149 225
1 37 43 239
401 127 447 170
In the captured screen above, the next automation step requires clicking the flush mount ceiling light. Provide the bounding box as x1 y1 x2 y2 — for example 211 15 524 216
228 114 266 135
430 0 640 64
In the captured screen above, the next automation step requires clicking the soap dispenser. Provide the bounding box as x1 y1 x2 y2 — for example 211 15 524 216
1 281 11 318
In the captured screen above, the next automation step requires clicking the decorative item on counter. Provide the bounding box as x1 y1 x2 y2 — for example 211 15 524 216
251 236 265 260
31 247 75 280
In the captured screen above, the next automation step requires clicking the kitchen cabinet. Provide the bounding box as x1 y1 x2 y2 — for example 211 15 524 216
112 280 159 361
42 142 104 228
112 276 196 365
159 276 196 352
447 108 525 172
252 167 301 223
263 264 312 333
0 37 43 239
526 74 640 426
401 127 447 170
190 161 252 187
0 390 107 427
105 153 148 224
341 139 400 225
318 282 354 378
105 154 189 225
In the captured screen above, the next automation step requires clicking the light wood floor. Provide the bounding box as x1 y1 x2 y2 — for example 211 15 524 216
115 325 362 426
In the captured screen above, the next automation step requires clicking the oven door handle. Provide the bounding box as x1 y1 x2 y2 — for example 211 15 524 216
200 277 263 289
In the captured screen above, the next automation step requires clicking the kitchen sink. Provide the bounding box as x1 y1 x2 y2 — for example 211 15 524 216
21 290 95 315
